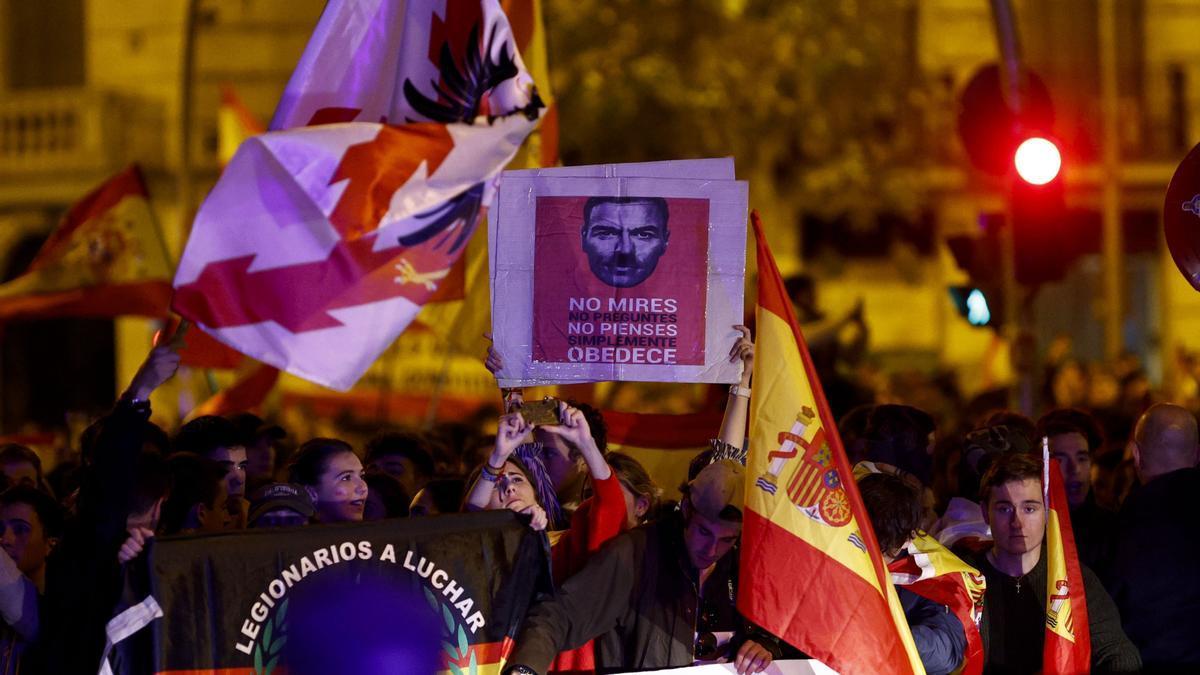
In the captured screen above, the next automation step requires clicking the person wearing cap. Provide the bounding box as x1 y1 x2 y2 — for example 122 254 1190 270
503 457 781 675
248 483 315 529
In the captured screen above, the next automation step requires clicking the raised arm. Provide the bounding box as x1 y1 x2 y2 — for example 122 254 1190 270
717 325 754 450
541 401 611 481
464 412 530 511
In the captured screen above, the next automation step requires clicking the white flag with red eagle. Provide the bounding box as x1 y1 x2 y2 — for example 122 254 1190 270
173 0 543 390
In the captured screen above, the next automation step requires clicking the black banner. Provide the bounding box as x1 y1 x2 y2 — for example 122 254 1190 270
112 511 547 675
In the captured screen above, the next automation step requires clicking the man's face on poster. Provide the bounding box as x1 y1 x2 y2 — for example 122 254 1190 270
581 199 669 288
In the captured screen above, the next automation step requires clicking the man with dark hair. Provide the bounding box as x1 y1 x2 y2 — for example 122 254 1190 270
160 453 232 535
364 431 435 499
44 328 182 674
1036 408 1113 569
859 473 968 675
0 486 63 593
970 453 1139 673
1107 403 1200 670
0 446 43 492
174 415 248 528
228 412 286 491
580 196 670 288
504 459 781 674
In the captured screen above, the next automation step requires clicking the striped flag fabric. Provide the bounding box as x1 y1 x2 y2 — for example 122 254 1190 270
889 533 987 675
739 211 925 674
172 0 543 390
0 166 172 321
1042 438 1092 673
602 408 723 498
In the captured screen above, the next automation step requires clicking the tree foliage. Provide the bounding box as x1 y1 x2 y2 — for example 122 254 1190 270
544 0 938 242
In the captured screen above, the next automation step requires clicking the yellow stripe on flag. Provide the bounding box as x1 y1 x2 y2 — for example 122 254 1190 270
740 211 923 675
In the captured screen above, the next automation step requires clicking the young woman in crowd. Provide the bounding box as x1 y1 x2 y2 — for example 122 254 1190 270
287 438 368 523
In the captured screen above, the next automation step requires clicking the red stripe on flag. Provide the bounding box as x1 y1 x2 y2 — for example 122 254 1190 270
0 280 172 321
602 409 722 449
739 510 915 674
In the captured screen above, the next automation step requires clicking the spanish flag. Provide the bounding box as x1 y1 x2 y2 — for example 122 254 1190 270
739 211 924 674
1042 439 1091 673
0 166 172 321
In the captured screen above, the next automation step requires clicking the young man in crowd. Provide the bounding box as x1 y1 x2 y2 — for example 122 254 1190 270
858 473 967 675
1036 408 1114 570
970 452 1140 673
0 485 63 673
364 431 435 500
503 458 780 675
1107 403 1200 670
173 415 249 529
160 453 233 535
43 328 181 674
0 446 45 493
229 412 286 491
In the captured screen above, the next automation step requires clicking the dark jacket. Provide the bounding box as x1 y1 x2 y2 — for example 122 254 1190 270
1070 493 1116 576
1106 467 1200 671
898 586 966 675
509 511 780 673
43 398 150 675
970 550 1141 674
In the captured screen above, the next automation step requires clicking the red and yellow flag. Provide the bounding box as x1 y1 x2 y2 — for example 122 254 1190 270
739 211 924 674
1042 440 1092 673
0 166 172 321
889 533 987 675
603 408 723 498
218 84 266 167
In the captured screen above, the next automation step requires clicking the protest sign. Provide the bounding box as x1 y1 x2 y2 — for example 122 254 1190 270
491 160 747 386
107 511 545 675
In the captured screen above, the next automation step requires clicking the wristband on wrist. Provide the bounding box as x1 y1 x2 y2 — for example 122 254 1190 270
480 461 504 482
729 385 751 399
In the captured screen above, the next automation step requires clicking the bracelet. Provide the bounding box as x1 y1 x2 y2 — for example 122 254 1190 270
729 385 751 399
480 462 504 482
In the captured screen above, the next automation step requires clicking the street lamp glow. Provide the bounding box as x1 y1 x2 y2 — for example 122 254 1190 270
1014 137 1062 185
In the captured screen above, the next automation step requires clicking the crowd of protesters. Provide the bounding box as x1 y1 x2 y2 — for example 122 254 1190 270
0 307 1196 675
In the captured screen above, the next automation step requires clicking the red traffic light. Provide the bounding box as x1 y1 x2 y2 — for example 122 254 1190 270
1014 137 1062 185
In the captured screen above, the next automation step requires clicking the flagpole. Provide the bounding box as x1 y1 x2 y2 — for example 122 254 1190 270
177 0 199 235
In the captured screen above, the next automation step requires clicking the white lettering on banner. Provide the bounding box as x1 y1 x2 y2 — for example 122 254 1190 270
234 543 492 655
401 550 486 633
234 539 376 655
566 346 678 364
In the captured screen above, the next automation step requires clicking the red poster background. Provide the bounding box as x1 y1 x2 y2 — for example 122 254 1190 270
532 196 709 366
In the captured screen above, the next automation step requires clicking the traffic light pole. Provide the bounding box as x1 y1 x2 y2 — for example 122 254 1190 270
990 0 1035 415
1099 0 1125 361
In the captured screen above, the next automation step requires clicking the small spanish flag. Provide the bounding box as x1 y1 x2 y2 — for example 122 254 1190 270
1042 437 1092 673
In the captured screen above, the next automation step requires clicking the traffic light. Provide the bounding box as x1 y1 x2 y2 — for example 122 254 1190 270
1010 138 1070 286
1014 137 1062 185
949 285 1001 328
